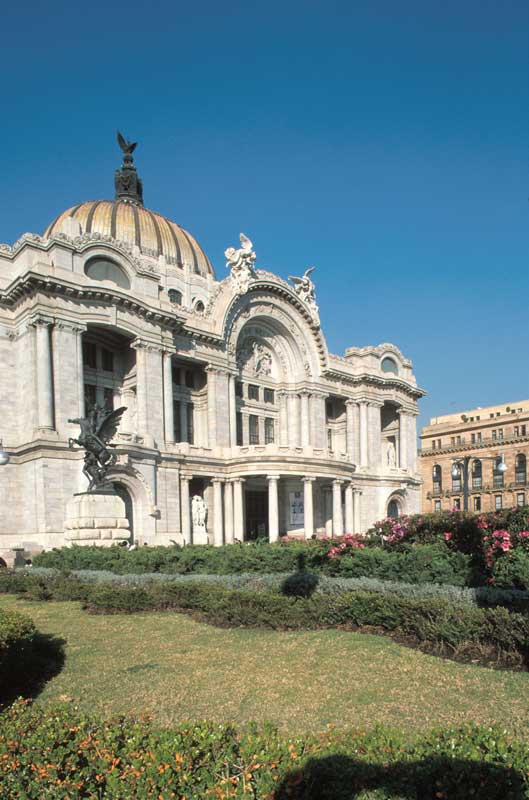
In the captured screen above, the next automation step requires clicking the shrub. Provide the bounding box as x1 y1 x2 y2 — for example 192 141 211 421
0 607 35 669
0 701 527 799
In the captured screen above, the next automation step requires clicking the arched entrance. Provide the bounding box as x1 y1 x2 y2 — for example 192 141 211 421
113 483 134 541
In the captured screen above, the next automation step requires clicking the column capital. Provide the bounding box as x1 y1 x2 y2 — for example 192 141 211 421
29 313 54 328
131 337 164 353
232 476 246 484
302 476 316 483
205 364 230 375
311 390 328 401
267 474 280 482
180 473 193 482
332 478 345 486
211 476 225 484
54 319 87 334
345 398 359 407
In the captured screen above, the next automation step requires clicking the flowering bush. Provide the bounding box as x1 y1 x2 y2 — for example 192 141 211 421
0 701 528 799
322 533 366 560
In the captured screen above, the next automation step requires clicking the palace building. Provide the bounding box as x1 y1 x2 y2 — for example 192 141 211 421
420 400 529 513
0 137 424 556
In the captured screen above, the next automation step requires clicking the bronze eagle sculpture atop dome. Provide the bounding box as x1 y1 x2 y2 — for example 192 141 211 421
117 131 137 156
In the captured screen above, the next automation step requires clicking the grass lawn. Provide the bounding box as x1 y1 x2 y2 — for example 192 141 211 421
2 595 529 736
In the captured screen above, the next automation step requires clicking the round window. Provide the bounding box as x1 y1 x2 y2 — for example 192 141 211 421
85 257 130 289
381 357 398 375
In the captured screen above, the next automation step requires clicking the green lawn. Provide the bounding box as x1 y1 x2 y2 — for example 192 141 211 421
2 595 529 736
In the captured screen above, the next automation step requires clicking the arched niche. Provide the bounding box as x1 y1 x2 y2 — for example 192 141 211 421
84 256 131 290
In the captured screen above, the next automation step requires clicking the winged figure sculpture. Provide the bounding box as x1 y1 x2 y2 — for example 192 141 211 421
69 405 127 491
117 131 137 157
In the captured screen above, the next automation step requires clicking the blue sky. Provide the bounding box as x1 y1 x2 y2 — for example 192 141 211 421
1 0 527 434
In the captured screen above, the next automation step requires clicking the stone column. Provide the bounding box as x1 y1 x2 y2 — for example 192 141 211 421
407 412 418 474
344 482 354 533
179 399 188 444
287 392 300 447
163 352 175 444
212 478 224 547
303 477 314 539
278 391 289 446
332 479 344 536
224 480 234 543
311 392 327 449
229 374 237 448
368 402 382 468
359 402 369 467
181 475 191 544
206 366 217 448
345 400 356 462
233 478 245 541
132 340 164 447
399 410 407 469
52 321 86 435
268 476 280 543
353 489 361 533
33 317 55 430
242 411 249 446
300 391 310 447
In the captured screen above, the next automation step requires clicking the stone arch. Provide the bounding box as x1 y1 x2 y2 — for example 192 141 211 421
226 298 322 382
386 490 407 518
106 466 157 544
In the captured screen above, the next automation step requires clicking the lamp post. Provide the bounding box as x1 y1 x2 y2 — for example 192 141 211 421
451 454 507 512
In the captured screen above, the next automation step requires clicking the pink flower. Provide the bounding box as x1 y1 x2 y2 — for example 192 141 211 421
444 532 452 542
519 531 529 538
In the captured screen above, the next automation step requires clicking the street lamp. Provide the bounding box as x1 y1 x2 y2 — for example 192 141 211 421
0 439 9 467
451 454 506 512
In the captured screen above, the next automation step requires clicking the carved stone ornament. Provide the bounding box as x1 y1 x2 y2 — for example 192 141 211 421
236 338 273 377
225 233 256 295
288 266 320 324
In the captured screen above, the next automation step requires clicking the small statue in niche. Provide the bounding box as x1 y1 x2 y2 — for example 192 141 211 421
191 495 207 533
288 266 319 323
386 440 396 467
225 233 256 295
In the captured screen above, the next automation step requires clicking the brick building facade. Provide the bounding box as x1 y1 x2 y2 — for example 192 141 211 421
420 400 529 513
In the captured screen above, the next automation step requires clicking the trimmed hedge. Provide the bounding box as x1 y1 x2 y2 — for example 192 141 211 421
2 572 527 667
0 701 527 799
0 607 35 672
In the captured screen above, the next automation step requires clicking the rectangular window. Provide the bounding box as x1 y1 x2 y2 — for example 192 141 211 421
101 348 114 372
235 382 243 398
249 414 259 444
498 429 504 440
472 476 482 490
471 433 476 444
495 495 503 510
248 384 259 401
522 425 527 436
264 388 274 404
434 500 441 512
517 492 525 507
236 412 243 446
473 496 481 512
452 478 462 492
453 498 461 510
83 341 97 369
451 437 455 446
84 383 97 410
432 441 436 450
492 430 497 441
265 417 275 444
477 432 482 443
187 404 194 444
456 435 462 445
103 387 114 411
185 370 194 389
514 426 519 437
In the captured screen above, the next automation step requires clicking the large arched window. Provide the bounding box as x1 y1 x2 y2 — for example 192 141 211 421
432 464 442 494
84 257 130 289
452 464 462 492
515 454 526 485
472 459 482 490
387 499 400 518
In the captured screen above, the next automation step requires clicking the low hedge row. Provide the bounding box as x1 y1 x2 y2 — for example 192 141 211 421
0 607 35 671
1 701 527 799
32 541 529 589
3 572 528 667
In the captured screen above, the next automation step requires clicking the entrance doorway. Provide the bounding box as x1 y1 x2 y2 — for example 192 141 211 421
245 490 268 541
114 483 134 541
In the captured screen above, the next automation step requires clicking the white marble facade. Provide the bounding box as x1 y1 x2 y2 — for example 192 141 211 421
0 155 424 557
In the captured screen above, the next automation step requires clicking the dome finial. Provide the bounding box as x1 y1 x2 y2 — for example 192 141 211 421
114 131 143 205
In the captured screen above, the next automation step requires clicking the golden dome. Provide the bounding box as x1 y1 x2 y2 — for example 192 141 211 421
45 200 215 278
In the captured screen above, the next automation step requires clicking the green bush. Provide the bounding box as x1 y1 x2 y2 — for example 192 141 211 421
0 607 35 669
0 701 527 799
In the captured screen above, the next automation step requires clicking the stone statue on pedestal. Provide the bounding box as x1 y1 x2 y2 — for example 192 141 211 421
288 266 319 323
225 233 256 295
68 405 126 491
191 495 208 542
386 440 396 467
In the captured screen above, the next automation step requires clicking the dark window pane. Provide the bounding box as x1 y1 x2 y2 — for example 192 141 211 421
83 341 97 369
102 348 114 372
249 415 259 444
264 388 274 404
248 384 259 401
265 417 275 444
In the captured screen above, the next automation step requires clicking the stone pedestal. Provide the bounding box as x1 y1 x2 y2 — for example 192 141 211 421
64 490 130 546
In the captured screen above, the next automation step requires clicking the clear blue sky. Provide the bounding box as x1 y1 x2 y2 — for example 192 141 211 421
1 0 527 434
